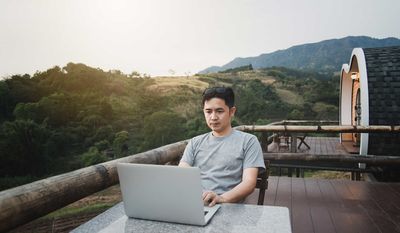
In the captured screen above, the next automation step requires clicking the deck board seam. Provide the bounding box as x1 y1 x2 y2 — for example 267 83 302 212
304 178 317 233
344 181 383 233
368 182 400 231
317 179 338 233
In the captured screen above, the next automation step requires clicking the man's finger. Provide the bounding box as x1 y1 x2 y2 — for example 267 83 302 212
203 193 212 204
209 197 217 207
202 191 213 199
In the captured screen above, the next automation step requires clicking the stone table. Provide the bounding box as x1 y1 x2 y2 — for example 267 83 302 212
72 202 292 233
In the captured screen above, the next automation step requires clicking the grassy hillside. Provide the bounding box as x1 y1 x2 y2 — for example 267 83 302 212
0 64 339 190
275 88 304 106
147 66 339 123
148 76 208 93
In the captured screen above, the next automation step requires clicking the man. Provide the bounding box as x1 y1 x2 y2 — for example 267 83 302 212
179 87 265 207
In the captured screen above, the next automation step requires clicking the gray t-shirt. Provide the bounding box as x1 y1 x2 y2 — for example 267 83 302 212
181 129 265 195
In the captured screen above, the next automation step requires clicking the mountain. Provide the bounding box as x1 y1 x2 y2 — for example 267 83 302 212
199 36 400 74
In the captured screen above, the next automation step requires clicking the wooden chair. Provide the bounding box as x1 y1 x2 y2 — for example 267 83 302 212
297 134 310 149
256 160 270 205
278 133 291 151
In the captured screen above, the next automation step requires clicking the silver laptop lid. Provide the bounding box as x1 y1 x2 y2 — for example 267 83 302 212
117 163 213 226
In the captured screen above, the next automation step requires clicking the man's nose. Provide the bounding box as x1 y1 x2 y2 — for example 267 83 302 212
210 112 218 120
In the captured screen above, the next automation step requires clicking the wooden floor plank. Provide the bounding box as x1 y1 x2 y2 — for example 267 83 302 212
262 176 400 233
260 137 400 233
345 181 400 233
321 139 327 155
304 178 336 233
318 179 354 233
274 177 292 209
272 177 294 231
330 180 380 233
291 178 314 233
364 182 400 229
264 176 279 205
389 183 400 196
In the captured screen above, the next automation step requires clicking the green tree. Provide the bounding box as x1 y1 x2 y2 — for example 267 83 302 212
113 131 129 158
81 147 107 166
186 116 209 138
287 109 304 120
0 120 51 176
0 81 13 121
235 79 282 123
13 102 41 121
142 111 186 149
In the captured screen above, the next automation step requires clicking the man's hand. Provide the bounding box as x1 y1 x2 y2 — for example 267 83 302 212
202 191 225 207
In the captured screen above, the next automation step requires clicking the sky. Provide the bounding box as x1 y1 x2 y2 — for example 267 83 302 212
1 0 400 78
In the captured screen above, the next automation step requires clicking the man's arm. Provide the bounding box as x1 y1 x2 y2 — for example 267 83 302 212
203 167 258 206
178 161 191 167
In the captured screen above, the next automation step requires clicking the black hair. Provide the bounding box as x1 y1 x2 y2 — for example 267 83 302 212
202 87 235 108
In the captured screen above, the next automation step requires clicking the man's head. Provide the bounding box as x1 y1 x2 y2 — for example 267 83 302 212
202 87 235 108
202 87 236 136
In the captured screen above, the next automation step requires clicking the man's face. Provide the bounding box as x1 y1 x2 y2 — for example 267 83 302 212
203 97 236 136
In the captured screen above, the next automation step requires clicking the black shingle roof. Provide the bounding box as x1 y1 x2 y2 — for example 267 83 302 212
364 46 400 155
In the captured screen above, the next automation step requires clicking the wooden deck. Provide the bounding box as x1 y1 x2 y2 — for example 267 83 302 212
270 136 367 179
276 136 349 155
299 136 348 154
255 136 400 232
245 176 400 233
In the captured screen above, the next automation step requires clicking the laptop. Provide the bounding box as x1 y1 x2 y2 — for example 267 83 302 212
116 163 221 226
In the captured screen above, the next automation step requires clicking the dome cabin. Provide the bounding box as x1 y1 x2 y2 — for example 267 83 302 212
340 46 400 156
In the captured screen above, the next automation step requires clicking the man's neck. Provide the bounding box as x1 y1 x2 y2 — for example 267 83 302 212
212 127 233 137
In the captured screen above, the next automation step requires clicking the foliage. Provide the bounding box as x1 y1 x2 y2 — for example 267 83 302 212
235 79 290 123
0 119 51 176
186 114 209 138
142 111 186 150
0 175 39 191
81 147 108 166
0 62 340 190
219 64 253 73
113 131 129 158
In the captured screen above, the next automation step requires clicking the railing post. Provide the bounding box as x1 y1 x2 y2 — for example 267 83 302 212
291 133 297 153
261 132 268 152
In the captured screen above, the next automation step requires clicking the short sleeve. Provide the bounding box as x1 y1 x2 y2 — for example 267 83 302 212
243 135 265 171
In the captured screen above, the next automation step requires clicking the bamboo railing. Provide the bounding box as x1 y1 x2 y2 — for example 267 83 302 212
0 140 188 232
1 124 400 232
263 153 400 165
236 124 400 133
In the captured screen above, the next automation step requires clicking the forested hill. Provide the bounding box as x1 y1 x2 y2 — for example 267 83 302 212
0 63 338 190
200 36 400 74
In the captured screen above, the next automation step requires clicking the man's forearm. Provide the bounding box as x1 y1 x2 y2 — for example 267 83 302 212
220 167 258 203
203 167 258 206
220 180 256 203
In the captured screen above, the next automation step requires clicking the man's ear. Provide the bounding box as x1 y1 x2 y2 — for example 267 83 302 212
230 106 236 117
